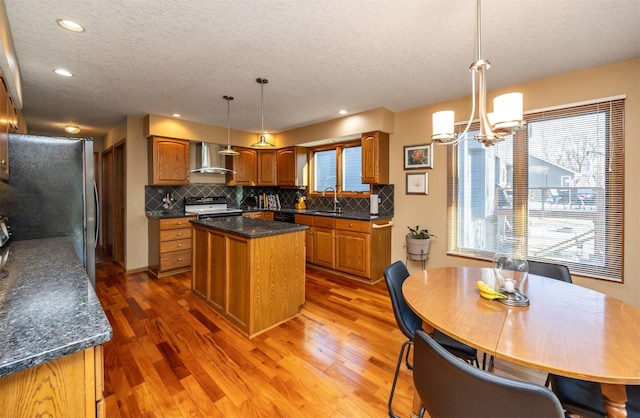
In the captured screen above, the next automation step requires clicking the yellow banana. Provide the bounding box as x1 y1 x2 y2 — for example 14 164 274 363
476 281 506 300
479 290 506 300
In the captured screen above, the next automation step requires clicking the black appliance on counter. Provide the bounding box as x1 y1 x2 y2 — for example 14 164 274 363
273 211 296 223
184 196 242 219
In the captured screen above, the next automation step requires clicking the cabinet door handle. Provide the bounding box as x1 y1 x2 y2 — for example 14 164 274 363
372 221 394 229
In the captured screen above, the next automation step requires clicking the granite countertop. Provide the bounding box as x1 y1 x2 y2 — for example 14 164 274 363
149 207 393 221
0 237 112 378
191 216 308 238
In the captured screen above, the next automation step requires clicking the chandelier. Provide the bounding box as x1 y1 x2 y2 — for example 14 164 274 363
432 0 525 147
251 77 275 148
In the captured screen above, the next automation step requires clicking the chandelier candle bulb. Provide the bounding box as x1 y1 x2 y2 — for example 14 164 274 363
432 110 455 137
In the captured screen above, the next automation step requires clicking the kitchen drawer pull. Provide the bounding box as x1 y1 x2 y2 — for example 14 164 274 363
178 257 183 261
372 221 394 229
177 232 183 236
178 243 182 247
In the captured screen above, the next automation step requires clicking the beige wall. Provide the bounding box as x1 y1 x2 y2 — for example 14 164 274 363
390 58 640 306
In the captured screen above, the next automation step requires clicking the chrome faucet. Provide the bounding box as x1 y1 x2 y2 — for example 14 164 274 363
322 186 341 212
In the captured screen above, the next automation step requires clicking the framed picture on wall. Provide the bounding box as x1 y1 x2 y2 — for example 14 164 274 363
406 172 429 195
404 143 434 169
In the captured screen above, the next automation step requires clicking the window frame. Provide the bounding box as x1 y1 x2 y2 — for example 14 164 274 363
309 140 371 197
446 97 625 282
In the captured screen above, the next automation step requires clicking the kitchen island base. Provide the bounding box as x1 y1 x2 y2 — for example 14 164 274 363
192 221 306 338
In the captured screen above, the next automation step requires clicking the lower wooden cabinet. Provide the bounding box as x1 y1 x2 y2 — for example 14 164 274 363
295 214 392 283
148 216 196 277
0 346 105 418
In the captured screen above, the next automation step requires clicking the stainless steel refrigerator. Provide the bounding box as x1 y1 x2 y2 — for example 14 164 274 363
0 134 97 286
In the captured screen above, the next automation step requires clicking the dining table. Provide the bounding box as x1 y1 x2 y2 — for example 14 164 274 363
402 266 640 418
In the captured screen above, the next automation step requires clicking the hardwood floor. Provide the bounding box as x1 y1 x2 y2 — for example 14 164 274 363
96 260 416 417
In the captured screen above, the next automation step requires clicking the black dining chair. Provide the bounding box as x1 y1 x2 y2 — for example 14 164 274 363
549 375 640 418
383 261 478 418
413 330 565 418
528 260 572 284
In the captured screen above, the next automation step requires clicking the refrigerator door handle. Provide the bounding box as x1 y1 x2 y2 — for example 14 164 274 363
94 180 100 248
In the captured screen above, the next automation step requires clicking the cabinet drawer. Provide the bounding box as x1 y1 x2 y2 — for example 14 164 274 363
160 249 192 271
295 214 313 226
160 238 192 253
160 227 192 241
335 218 370 233
313 216 336 229
159 217 196 230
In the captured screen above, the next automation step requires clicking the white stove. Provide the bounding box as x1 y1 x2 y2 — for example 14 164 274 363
184 196 242 219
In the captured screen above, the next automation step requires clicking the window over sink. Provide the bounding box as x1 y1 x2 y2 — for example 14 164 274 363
310 140 370 195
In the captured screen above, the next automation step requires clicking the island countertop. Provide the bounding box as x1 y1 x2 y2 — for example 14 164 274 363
0 237 112 378
191 216 308 238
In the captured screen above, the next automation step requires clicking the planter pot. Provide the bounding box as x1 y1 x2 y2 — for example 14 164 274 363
406 236 431 261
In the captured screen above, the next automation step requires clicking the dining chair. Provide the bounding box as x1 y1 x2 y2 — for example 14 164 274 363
383 261 478 418
528 260 572 283
413 330 565 418
549 375 639 418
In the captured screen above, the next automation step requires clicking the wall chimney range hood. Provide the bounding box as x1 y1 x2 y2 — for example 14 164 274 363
190 142 236 174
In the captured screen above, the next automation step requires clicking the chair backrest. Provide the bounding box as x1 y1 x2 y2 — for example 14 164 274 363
528 260 572 283
383 261 422 340
413 330 565 418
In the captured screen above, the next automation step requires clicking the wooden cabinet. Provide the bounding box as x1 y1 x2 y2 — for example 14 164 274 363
148 136 190 185
295 215 336 268
225 147 257 186
0 346 105 418
148 216 196 277
361 131 389 184
295 214 392 283
242 211 274 221
0 77 9 180
277 147 308 186
257 149 277 185
191 224 305 337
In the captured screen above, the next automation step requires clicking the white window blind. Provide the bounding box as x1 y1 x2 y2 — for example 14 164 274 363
447 98 625 282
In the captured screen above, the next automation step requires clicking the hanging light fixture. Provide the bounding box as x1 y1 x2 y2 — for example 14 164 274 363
219 95 240 156
432 0 525 147
250 77 275 148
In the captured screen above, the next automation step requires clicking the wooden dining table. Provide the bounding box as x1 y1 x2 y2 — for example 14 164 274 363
403 266 640 418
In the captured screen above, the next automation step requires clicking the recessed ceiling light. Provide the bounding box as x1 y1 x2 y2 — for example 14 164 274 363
65 125 80 134
56 19 85 32
338 109 348 115
54 69 73 77
172 113 181 118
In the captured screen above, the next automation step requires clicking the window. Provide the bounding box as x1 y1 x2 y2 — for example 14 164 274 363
311 142 369 194
447 98 624 282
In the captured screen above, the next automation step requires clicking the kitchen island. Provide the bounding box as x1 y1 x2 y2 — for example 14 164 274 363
191 217 307 338
0 237 112 417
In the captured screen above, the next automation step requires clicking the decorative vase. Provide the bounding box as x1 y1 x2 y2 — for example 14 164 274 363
491 235 528 293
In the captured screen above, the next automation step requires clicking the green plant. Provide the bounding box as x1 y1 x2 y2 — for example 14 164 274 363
407 225 436 239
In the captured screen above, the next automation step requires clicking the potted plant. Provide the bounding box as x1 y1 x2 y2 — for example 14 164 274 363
406 225 436 261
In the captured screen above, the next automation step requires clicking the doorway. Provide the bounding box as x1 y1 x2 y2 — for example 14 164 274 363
101 140 126 267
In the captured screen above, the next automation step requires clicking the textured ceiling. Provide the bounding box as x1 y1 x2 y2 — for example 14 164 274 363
2 0 639 140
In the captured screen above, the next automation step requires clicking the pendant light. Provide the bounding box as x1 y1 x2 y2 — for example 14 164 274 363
219 95 239 156
250 77 275 148
432 0 525 147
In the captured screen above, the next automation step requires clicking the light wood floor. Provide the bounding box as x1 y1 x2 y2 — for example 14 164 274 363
95 259 545 417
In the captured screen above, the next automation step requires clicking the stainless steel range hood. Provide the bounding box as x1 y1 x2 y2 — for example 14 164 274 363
190 142 236 174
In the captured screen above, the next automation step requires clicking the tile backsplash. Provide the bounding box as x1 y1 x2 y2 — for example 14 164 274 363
146 184 394 215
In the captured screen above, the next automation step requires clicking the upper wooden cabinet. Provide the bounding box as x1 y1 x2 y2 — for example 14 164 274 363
148 136 190 185
277 147 308 187
361 131 389 184
225 147 257 186
257 149 277 186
